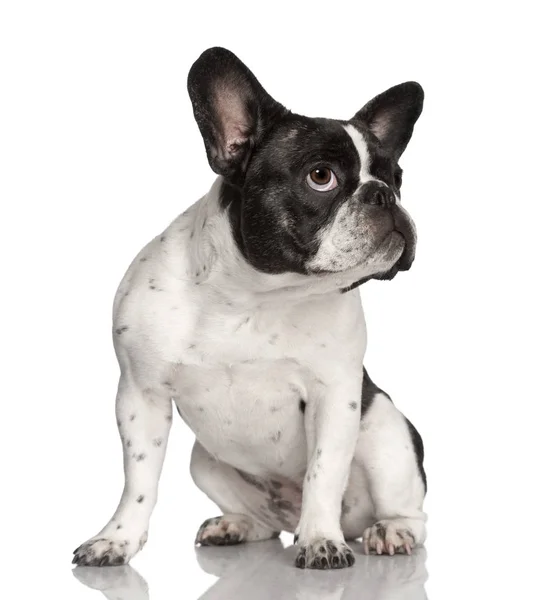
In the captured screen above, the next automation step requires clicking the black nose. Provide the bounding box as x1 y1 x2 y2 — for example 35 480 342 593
361 181 395 207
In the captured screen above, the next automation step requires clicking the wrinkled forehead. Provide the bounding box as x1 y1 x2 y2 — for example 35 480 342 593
260 115 394 176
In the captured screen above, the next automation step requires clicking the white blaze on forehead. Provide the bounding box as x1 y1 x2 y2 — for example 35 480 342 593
343 124 375 184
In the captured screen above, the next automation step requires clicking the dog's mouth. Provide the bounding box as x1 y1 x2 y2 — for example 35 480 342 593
370 208 417 281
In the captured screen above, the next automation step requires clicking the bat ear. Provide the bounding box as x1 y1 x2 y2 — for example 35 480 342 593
188 47 287 184
352 82 424 159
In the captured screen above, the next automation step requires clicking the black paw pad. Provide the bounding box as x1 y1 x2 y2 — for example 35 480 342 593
295 539 355 570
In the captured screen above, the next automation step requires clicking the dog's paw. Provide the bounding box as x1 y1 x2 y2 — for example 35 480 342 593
72 532 147 567
295 539 355 569
363 520 416 556
195 516 249 546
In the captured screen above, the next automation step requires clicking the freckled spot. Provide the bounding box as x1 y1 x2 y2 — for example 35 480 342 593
188 344 196 350
129 414 136 421
320 343 327 348
126 439 132 448
225 419 233 426
137 495 144 503
149 285 156 290
270 406 280 413
149 278 155 284
160 235 166 242
197 406 204 412
153 437 163 447
135 453 146 461
306 474 311 482
271 431 282 443
166 414 172 422
190 231 195 239
124 291 129 297
115 326 129 335
140 257 147 262
117 420 122 427
116 524 122 529
349 401 358 411
299 399 306 413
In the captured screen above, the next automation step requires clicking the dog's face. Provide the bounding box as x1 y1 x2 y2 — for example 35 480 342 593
188 48 423 285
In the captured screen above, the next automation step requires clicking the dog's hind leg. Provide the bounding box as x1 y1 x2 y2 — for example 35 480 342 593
353 369 427 555
72 377 173 566
190 442 285 545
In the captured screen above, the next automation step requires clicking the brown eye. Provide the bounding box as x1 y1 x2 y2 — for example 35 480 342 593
306 167 338 191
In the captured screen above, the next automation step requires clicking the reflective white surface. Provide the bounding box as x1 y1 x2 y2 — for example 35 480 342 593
73 540 428 600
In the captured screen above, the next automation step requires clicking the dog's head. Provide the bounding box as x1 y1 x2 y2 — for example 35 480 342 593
188 48 423 287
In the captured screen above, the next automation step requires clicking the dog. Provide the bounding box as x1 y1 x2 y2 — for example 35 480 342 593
72 47 427 570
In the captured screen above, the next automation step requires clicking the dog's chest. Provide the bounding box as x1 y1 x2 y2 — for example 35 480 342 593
167 304 334 478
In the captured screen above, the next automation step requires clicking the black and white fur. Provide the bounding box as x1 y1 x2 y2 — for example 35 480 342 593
72 47 427 570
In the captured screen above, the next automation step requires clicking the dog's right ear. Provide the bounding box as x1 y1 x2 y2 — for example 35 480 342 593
188 47 287 184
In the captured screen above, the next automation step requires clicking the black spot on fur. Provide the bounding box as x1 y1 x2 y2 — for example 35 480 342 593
153 437 163 447
160 235 166 242
140 257 147 262
236 469 267 492
349 401 358 410
299 399 306 413
115 326 129 335
135 453 146 461
149 285 156 290
116 524 122 530
137 495 144 503
405 417 427 492
129 414 136 421
271 431 282 443
360 366 389 416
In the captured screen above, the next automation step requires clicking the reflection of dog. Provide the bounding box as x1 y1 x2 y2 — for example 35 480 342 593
72 47 427 570
73 539 428 600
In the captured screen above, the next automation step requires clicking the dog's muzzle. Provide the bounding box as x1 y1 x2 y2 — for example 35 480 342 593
360 181 417 279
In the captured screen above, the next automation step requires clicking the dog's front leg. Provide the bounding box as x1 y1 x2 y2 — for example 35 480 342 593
295 371 362 569
73 377 172 566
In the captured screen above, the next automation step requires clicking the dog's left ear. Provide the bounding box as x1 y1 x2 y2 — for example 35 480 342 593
188 47 287 184
352 82 424 160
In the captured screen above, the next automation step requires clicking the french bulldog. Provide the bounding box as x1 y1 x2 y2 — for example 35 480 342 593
72 47 427 570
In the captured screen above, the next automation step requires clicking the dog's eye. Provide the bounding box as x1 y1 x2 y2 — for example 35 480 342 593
306 167 338 192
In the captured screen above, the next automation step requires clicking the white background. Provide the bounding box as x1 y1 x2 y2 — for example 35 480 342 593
1 1 559 598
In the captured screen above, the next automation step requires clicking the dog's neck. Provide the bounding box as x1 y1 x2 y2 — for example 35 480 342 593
172 177 368 309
